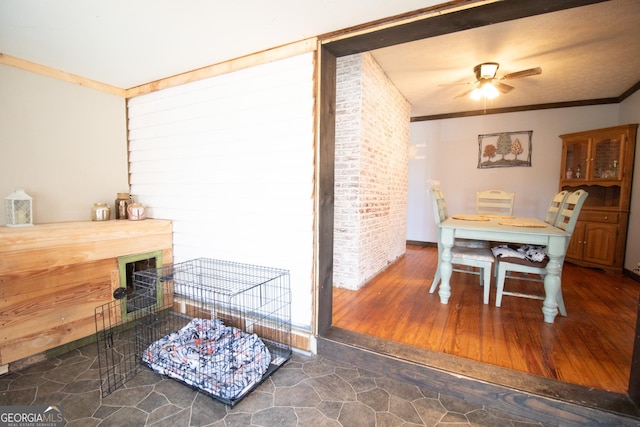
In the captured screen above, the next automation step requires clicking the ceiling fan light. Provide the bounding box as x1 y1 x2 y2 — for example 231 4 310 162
469 82 499 101
476 62 499 79
483 83 499 99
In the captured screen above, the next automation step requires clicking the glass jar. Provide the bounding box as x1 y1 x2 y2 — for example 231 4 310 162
92 203 111 221
115 193 132 219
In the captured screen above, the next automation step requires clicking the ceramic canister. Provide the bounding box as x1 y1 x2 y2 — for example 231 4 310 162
92 203 111 221
127 203 146 221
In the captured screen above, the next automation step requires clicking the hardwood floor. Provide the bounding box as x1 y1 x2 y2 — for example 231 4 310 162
332 244 640 394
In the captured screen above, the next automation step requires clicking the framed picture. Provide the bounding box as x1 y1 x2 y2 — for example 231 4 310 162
477 130 532 168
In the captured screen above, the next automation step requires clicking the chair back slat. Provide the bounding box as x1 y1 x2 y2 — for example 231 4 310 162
544 190 569 225
476 190 515 216
555 189 589 237
431 188 448 225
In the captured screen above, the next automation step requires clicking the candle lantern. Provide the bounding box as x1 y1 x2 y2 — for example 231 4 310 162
5 189 33 227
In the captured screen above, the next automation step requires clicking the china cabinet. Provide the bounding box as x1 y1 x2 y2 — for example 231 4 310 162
559 124 637 272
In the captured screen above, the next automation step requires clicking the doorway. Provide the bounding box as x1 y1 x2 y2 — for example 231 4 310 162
315 0 640 422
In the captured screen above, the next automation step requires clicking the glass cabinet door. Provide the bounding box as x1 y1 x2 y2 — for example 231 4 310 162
563 138 589 181
592 134 623 180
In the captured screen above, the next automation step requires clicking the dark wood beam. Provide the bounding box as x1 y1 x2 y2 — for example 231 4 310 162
324 0 609 58
411 98 619 122
316 46 336 336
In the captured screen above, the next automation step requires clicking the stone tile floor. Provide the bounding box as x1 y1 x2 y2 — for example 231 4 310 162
0 343 551 426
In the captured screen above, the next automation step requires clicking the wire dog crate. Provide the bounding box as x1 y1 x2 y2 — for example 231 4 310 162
95 258 292 406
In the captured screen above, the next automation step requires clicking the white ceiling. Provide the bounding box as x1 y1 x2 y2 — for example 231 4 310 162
0 0 438 88
1 0 639 118
371 0 640 117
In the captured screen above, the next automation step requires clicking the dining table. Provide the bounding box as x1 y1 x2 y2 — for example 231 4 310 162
438 214 570 323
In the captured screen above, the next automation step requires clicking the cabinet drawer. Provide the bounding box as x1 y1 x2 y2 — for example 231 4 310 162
579 211 619 223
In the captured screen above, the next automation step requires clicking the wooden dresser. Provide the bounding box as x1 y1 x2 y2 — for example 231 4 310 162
0 219 172 366
559 124 637 272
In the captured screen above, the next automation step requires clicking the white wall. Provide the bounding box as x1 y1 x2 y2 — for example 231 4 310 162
620 90 640 271
407 104 620 243
408 101 640 272
0 65 129 224
127 53 315 330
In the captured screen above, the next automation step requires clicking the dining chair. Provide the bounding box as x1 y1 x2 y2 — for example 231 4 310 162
476 190 515 216
492 189 588 314
491 190 570 277
432 188 489 249
430 188 495 304
544 190 570 225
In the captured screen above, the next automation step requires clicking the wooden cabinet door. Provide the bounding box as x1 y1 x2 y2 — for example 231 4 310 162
561 138 591 181
592 130 624 180
583 222 618 266
566 222 584 260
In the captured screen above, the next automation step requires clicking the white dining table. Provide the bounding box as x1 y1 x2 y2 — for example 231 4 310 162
438 215 570 323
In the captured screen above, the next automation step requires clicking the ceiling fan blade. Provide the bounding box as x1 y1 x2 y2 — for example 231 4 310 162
438 79 477 87
454 87 474 99
501 67 542 80
494 81 514 93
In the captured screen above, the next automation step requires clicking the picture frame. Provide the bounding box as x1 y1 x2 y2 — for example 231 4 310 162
477 130 532 169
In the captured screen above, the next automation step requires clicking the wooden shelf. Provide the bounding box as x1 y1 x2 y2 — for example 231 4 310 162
0 219 173 365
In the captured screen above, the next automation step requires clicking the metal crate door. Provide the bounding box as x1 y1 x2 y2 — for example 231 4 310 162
94 299 139 396
95 288 158 397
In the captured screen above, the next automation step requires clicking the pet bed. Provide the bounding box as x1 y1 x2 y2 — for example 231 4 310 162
142 317 271 400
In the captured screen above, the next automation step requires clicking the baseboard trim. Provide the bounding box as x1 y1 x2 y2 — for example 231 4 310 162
624 268 640 283
405 240 436 247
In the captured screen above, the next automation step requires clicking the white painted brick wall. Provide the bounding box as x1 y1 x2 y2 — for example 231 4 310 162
334 52 410 290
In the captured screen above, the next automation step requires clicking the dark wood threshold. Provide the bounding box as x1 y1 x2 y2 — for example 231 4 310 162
317 327 640 426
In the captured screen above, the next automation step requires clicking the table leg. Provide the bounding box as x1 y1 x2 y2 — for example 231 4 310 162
439 228 454 304
542 235 566 323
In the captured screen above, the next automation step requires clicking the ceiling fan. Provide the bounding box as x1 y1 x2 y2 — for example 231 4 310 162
450 62 542 100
